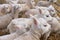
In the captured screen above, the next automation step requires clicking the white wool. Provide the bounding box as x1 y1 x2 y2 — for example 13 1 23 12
48 17 60 32
0 13 14 29
7 18 33 33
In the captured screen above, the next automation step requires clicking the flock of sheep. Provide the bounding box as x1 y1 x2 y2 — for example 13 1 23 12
0 0 60 40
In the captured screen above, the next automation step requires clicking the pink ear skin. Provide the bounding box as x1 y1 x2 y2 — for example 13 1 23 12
33 18 38 26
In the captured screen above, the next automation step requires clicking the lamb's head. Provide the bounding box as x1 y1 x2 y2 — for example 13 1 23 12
29 0 36 7
38 7 53 22
2 4 12 14
38 18 51 34
27 0 36 8
30 14 51 35
14 4 30 13
47 5 56 16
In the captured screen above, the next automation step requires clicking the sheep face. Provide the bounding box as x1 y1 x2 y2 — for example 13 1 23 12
30 0 36 7
47 5 56 16
1 4 12 14
30 14 51 34
38 18 51 34
38 8 53 22
14 4 30 12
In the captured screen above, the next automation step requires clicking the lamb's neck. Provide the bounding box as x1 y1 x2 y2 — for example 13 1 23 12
29 26 41 40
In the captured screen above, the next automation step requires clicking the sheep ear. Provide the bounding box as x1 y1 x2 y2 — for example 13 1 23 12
33 18 38 25
30 14 38 25
38 9 42 14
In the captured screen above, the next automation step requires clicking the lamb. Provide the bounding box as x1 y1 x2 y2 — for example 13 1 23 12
36 1 56 16
0 16 38 40
35 6 60 22
13 17 51 40
7 18 33 33
25 7 53 22
37 7 60 33
48 17 60 33
25 7 60 33
47 5 60 21
0 4 14 29
47 5 56 16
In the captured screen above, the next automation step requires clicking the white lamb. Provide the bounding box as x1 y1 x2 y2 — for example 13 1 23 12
13 17 51 40
25 7 53 22
0 4 14 29
37 7 60 33
7 18 33 33
35 6 60 22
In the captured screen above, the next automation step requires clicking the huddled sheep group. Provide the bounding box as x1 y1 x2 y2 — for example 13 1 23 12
0 0 59 40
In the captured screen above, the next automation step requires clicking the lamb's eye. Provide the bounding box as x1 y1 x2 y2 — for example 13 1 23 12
44 25 47 27
46 15 49 17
